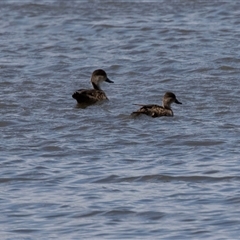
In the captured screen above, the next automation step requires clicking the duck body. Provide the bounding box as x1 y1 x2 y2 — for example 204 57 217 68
72 69 113 105
132 92 182 118
132 104 173 117
72 89 108 104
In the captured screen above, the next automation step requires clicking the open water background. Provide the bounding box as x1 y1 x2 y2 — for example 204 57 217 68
1 1 240 239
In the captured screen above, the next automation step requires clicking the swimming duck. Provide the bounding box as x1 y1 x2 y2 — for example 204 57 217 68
132 92 182 117
72 69 113 105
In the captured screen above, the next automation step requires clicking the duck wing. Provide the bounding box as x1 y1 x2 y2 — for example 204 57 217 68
132 104 163 117
72 89 108 104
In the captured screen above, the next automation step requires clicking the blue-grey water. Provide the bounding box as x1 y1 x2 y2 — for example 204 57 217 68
1 1 240 239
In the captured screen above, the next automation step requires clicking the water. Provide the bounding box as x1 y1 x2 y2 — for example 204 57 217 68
1 1 240 239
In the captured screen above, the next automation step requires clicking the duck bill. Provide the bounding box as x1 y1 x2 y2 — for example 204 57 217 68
175 99 182 104
105 78 114 83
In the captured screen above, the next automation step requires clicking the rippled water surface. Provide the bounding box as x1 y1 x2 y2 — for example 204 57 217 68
1 1 240 239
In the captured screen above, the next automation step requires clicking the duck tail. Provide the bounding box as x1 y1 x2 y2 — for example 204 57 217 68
132 103 144 106
131 111 142 117
72 92 78 99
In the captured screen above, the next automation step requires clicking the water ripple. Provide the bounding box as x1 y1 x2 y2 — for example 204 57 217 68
1 1 240 239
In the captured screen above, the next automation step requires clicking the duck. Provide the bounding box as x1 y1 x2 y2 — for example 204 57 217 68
72 69 114 105
132 92 182 117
